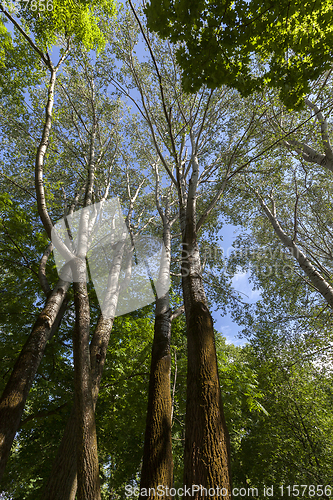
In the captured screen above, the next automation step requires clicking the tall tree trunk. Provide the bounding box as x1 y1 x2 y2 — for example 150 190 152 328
72 259 101 500
0 44 75 482
42 315 113 500
0 279 69 481
139 301 173 499
139 217 173 499
182 222 232 497
44 237 127 499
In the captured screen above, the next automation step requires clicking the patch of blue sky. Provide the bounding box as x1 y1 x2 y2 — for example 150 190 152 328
210 224 261 346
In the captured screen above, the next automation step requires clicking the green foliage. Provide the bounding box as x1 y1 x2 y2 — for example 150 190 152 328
0 18 44 101
96 310 154 496
232 334 333 496
17 0 117 52
144 0 333 108
0 0 117 113
1 5 333 497
0 195 49 387
0 309 149 499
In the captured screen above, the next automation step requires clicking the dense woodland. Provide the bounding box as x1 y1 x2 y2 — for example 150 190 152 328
0 1 333 499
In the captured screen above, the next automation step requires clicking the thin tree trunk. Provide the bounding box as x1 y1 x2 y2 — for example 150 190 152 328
66 74 102 498
139 301 173 499
0 26 75 484
42 314 113 500
0 279 69 481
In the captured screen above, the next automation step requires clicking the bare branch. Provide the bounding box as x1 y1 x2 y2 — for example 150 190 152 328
20 402 69 427
59 82 90 136
284 138 333 172
170 305 184 322
128 0 179 165
255 190 333 308
0 173 36 199
153 162 164 220
292 173 300 243
38 243 53 297
305 98 333 160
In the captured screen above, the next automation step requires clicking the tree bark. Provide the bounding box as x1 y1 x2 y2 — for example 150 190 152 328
181 223 232 498
72 263 101 500
42 314 113 500
139 302 173 499
176 144 232 497
0 279 69 481
139 214 173 499
183 295 232 497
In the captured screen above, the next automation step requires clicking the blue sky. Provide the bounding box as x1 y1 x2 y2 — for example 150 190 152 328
210 224 260 346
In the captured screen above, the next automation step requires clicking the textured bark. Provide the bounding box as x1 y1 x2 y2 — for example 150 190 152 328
72 272 101 500
139 304 173 499
177 142 232 497
183 297 231 497
42 315 113 500
138 162 175 498
0 279 69 481
182 220 232 497
42 404 78 500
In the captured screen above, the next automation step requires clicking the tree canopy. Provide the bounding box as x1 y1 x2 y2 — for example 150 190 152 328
1 1 333 498
144 0 333 108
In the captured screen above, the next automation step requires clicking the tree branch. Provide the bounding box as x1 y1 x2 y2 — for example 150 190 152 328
255 190 333 308
20 402 69 427
38 243 53 297
305 98 333 160
0 5 50 67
